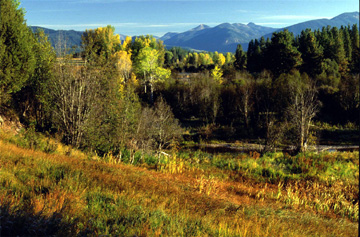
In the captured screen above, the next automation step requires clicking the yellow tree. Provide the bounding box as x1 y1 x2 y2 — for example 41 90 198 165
122 36 133 54
211 65 223 84
82 25 121 64
113 50 132 94
136 46 171 102
199 53 213 66
213 52 226 66
131 35 165 66
184 53 192 67
225 52 235 64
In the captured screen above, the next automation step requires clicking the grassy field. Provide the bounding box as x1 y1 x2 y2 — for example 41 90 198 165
0 127 358 236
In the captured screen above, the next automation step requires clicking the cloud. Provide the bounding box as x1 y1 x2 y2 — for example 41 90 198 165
260 15 332 20
38 23 136 29
38 22 219 29
254 22 289 26
34 21 223 37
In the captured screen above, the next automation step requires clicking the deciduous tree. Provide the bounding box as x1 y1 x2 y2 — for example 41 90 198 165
277 71 320 152
136 46 171 102
82 25 121 65
50 64 99 147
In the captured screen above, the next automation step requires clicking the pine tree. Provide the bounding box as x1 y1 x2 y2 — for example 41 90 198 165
350 24 360 72
264 30 302 77
330 27 347 73
0 0 35 102
234 44 247 70
247 39 262 72
350 24 359 49
319 26 332 59
341 25 352 62
14 29 56 127
298 29 323 77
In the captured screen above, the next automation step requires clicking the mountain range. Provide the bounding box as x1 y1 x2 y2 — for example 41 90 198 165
161 23 276 52
30 11 359 53
30 26 126 53
261 12 360 40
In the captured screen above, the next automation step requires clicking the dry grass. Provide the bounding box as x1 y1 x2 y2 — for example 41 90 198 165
0 137 358 236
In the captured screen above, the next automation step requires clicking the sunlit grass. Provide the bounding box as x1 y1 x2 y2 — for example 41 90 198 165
0 129 358 236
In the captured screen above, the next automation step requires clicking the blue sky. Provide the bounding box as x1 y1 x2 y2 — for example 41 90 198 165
21 0 359 37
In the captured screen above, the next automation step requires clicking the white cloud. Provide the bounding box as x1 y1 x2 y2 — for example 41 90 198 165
38 22 219 29
39 23 136 29
260 15 332 20
254 22 289 25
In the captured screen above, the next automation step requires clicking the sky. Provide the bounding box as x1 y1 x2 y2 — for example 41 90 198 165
21 0 359 37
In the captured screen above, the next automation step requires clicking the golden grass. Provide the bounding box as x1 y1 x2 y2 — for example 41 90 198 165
0 139 358 236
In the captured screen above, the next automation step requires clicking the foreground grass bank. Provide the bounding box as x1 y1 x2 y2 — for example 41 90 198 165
0 134 358 236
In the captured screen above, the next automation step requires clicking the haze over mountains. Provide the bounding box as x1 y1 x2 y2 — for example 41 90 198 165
261 12 360 40
161 23 276 52
31 11 359 53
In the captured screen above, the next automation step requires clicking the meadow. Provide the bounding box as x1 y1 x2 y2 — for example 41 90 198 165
0 126 358 236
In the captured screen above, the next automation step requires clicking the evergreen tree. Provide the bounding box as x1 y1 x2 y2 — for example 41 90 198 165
350 24 360 72
234 44 247 70
350 24 359 49
13 29 56 128
341 25 352 62
247 39 262 72
260 36 267 50
319 26 332 59
298 29 323 77
330 27 347 73
264 30 302 77
164 51 174 67
0 0 35 103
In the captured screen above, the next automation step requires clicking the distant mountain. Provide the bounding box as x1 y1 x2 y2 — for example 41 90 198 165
30 26 127 52
30 27 84 51
161 32 179 41
30 12 359 54
162 12 359 53
262 12 359 39
161 23 276 52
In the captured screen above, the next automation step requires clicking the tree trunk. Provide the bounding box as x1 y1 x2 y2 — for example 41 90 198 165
150 82 154 104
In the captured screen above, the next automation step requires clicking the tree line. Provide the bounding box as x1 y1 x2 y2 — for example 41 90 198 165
1 0 359 156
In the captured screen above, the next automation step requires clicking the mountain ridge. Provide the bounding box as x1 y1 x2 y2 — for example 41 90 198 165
30 11 359 53
163 11 359 52
262 11 359 40
161 22 276 52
